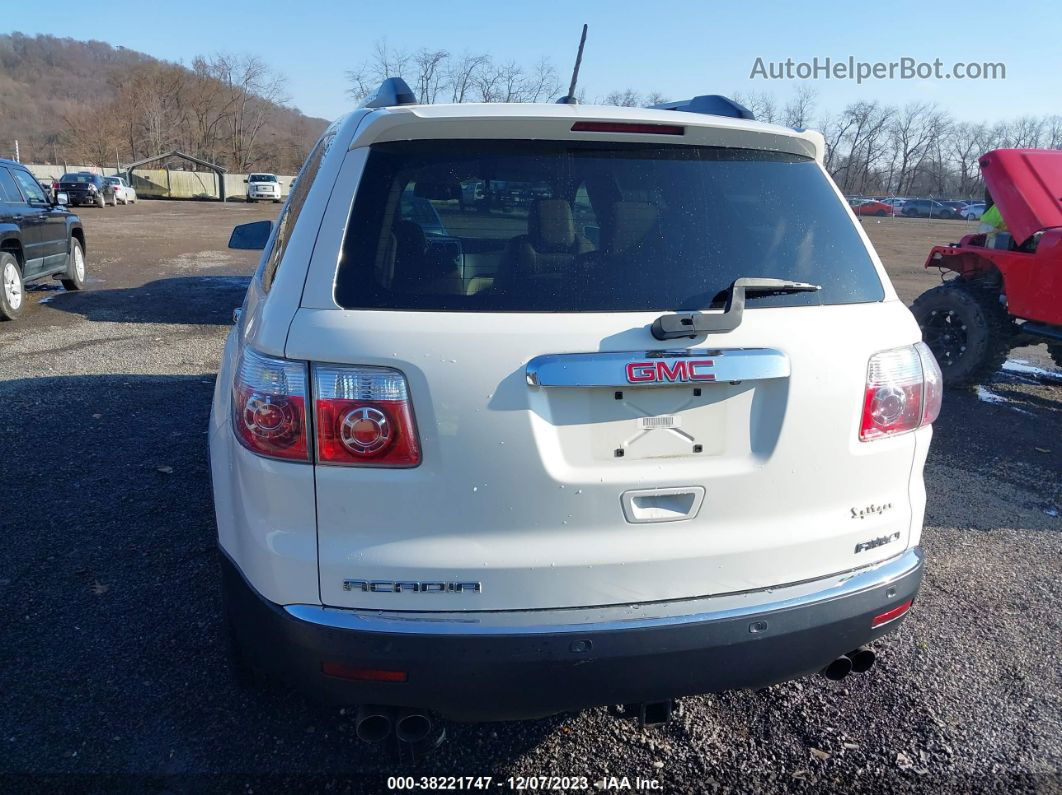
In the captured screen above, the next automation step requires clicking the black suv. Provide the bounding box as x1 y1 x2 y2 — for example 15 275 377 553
58 172 115 208
0 159 86 320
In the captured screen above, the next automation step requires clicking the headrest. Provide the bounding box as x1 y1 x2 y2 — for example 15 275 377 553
529 200 576 252
608 201 659 253
393 219 426 253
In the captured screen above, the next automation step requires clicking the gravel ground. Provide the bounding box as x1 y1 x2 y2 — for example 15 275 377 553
0 204 1059 792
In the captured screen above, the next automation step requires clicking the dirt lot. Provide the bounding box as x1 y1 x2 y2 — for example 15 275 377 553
0 203 1059 792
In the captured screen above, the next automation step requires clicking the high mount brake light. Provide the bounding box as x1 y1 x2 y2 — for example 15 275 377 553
232 348 310 461
860 342 942 441
313 364 421 467
570 121 685 135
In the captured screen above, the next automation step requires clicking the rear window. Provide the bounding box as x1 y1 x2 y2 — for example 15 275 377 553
335 140 883 312
61 173 96 184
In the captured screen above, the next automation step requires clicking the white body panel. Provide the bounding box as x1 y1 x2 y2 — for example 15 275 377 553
211 102 931 614
287 302 925 611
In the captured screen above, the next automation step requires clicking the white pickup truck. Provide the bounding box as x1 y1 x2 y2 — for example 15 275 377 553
244 172 282 203
212 79 938 745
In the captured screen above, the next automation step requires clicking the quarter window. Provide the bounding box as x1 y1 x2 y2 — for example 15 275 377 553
10 169 47 203
261 131 336 291
0 169 23 204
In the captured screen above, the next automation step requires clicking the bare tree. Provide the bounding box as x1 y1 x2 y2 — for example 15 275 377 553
604 89 641 107
209 54 288 171
522 58 560 103
446 52 491 103
889 103 942 195
412 48 449 104
783 85 816 128
346 39 411 100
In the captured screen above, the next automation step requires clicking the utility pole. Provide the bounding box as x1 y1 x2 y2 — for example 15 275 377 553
13 139 19 162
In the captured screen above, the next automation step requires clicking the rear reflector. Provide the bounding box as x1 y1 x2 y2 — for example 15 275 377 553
871 599 913 628
571 121 684 135
321 662 408 682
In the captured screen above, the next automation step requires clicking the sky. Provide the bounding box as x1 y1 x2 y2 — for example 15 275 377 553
9 0 1062 123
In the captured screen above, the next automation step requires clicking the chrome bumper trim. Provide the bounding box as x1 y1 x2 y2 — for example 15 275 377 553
285 547 922 636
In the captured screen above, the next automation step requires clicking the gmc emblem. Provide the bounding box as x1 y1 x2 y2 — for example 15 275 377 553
626 359 715 384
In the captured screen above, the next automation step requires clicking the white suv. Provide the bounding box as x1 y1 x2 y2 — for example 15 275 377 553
245 172 282 203
212 80 939 740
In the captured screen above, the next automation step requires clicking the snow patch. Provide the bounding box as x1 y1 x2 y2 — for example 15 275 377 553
976 386 1008 405
1002 359 1062 381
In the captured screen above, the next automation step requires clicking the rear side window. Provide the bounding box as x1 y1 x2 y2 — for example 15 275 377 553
0 169 23 203
10 169 47 203
260 131 335 291
335 140 883 312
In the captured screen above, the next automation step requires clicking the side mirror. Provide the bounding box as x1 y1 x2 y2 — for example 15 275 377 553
243 178 248 183
228 220 273 250
56 192 69 206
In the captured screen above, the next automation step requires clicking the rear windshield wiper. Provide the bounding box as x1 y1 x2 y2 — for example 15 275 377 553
651 277 821 340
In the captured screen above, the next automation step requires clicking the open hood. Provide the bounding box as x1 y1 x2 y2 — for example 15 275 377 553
980 148 1062 245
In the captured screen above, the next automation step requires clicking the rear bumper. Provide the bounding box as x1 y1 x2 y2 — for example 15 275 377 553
222 547 923 721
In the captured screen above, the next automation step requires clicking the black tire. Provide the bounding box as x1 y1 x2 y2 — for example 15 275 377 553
1049 345 1062 370
247 197 256 204
96 192 105 208
0 252 23 320
911 282 1014 387
61 237 86 291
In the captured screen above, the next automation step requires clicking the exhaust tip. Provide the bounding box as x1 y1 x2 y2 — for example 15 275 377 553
822 655 853 681
355 705 393 743
395 710 433 744
848 647 876 673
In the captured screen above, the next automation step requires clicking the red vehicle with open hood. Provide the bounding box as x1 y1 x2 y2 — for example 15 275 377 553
911 149 1062 385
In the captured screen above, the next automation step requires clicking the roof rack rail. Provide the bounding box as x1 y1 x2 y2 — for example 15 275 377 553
359 77 419 109
650 95 755 121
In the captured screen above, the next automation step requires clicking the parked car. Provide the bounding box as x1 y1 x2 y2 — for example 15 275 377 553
961 202 986 220
850 199 894 217
901 198 960 219
245 173 282 203
0 158 87 320
104 175 137 205
881 198 907 213
940 201 969 216
214 79 935 739
58 172 116 208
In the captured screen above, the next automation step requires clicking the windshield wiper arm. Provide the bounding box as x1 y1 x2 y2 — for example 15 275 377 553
650 278 822 340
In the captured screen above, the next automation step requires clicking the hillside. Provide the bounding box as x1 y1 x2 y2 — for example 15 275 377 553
0 33 329 173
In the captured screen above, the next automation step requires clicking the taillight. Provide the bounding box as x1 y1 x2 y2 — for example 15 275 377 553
231 348 310 461
915 341 943 426
313 364 421 467
859 342 942 441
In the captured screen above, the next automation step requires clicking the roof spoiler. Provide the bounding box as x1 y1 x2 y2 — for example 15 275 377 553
359 77 418 109
650 95 755 121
